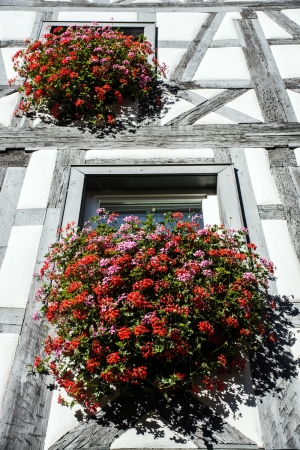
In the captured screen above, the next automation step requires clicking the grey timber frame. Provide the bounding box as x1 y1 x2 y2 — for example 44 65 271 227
61 164 243 231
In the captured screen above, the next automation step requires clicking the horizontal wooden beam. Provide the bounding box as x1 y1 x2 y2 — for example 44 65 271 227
0 124 300 148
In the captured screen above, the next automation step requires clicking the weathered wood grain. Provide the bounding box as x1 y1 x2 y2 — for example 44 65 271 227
170 13 225 82
264 10 300 39
285 78 300 89
165 89 248 125
0 124 300 148
238 18 297 123
214 148 231 163
257 204 286 219
85 157 215 165
0 40 25 48
170 80 254 89
0 86 17 98
0 49 8 86
268 38 300 45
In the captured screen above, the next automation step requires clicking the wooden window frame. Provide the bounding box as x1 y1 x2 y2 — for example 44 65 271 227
61 164 243 230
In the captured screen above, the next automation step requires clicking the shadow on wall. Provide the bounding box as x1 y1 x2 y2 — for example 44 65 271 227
49 298 300 450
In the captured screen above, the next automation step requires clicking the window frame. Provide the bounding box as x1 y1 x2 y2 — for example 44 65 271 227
61 164 243 230
39 21 156 49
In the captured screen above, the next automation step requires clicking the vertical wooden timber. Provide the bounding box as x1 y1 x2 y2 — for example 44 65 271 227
268 147 300 262
0 149 85 450
237 15 297 123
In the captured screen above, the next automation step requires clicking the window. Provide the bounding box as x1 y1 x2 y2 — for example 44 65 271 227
40 22 156 48
62 165 243 232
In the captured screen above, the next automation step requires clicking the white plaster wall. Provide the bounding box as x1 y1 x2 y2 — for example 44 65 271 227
261 220 300 301
58 12 137 22
244 148 281 204
85 148 214 160
0 225 43 308
193 48 250 80
0 333 19 419
0 92 19 127
1 48 23 83
193 362 263 448
156 13 209 41
287 89 300 122
294 147 300 165
44 390 81 450
17 149 57 209
270 45 300 79
282 9 300 27
212 12 242 40
225 89 264 122
202 195 221 226
158 48 187 81
0 12 36 40
256 11 292 39
111 412 196 448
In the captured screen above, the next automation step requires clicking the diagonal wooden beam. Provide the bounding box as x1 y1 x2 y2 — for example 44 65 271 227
237 18 297 123
177 90 262 123
165 89 248 126
264 10 300 39
170 12 225 82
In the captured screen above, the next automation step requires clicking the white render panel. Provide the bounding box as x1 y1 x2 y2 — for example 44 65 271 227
0 92 19 127
194 112 236 124
156 13 209 41
193 362 263 447
161 98 194 125
85 148 214 160
190 89 225 99
0 225 42 308
225 89 264 122
17 149 57 209
270 45 300 79
282 9 300 28
0 333 19 419
192 48 251 80
256 11 292 39
44 390 80 450
294 147 300 165
158 48 187 80
244 148 281 204
0 11 36 40
287 89 300 122
1 48 23 83
212 12 242 40
111 412 197 448
58 12 137 22
261 220 300 301
202 195 221 226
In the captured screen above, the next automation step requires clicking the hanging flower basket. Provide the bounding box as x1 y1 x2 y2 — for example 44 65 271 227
33 211 275 413
11 25 166 125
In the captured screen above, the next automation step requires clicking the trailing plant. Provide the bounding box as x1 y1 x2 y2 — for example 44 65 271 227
33 210 275 412
11 24 166 125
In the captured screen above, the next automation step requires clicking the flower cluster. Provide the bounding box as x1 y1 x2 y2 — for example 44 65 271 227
11 25 166 124
34 211 275 412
